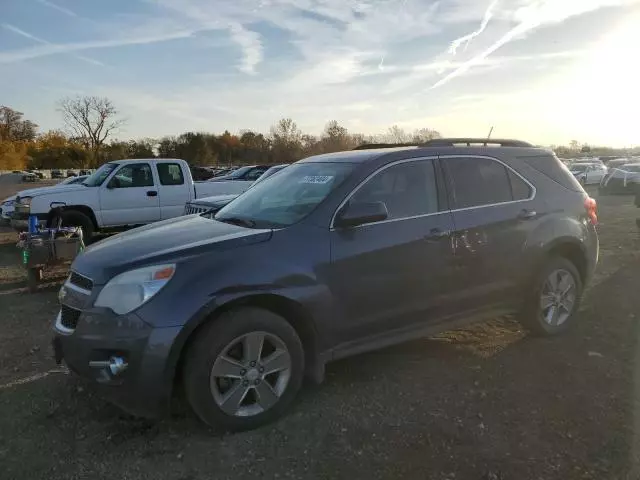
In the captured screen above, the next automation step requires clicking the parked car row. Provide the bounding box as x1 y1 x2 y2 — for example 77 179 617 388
184 164 289 216
51 138 599 432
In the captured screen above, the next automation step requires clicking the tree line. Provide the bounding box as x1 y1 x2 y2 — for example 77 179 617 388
0 96 637 171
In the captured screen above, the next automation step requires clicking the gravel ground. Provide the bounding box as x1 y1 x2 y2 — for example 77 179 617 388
0 187 639 480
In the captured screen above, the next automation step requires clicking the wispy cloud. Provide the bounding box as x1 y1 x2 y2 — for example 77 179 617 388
432 0 639 88
227 23 263 74
0 28 203 64
36 0 78 18
448 0 499 55
1 23 105 66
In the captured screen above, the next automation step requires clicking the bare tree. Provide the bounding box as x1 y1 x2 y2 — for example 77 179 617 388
58 96 125 165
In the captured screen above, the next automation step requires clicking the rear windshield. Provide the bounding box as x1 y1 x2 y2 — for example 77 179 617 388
522 154 584 192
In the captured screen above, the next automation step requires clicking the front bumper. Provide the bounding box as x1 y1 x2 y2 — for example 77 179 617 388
10 212 47 231
52 285 183 418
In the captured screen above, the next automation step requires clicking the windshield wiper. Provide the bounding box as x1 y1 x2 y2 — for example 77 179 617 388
216 216 257 228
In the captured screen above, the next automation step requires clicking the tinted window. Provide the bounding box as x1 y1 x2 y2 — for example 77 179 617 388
158 163 185 185
523 154 583 192
508 169 532 200
350 160 438 220
109 164 154 188
444 157 512 209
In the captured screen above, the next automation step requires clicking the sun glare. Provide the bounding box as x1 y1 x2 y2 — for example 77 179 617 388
561 13 640 145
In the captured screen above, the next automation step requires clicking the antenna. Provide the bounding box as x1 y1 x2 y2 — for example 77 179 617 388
487 126 494 140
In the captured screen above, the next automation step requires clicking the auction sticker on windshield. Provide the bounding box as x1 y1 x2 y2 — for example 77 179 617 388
300 175 334 184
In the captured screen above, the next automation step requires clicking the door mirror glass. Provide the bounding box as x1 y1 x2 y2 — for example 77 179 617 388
335 201 388 228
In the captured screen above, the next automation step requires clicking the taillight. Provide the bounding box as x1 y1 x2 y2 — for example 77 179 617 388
584 197 597 225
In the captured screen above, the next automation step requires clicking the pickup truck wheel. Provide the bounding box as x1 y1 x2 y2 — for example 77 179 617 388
519 256 583 336
183 307 304 431
60 210 94 242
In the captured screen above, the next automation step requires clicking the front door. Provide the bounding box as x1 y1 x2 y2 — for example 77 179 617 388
327 158 456 344
99 162 161 226
441 155 538 313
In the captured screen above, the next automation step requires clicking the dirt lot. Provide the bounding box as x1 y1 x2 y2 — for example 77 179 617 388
1 187 640 480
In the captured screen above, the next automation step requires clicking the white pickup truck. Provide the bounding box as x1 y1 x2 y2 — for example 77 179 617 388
11 158 256 239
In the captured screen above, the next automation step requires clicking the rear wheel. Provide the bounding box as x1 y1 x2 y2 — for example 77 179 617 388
519 256 583 336
183 307 305 431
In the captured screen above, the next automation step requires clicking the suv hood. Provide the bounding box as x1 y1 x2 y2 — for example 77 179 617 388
15 184 86 198
72 214 272 284
190 193 239 206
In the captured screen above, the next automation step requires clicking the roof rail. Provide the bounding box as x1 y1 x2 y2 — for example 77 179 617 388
352 143 420 150
421 138 533 147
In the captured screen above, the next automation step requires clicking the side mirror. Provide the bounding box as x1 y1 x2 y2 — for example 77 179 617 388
335 201 388 228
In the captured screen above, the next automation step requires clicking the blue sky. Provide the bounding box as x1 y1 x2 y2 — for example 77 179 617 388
1 0 639 146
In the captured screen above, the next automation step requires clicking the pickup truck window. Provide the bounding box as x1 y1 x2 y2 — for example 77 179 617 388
108 164 154 188
215 162 355 228
157 163 185 185
83 163 118 187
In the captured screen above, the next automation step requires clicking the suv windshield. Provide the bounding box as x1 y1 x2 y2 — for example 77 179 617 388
214 162 355 228
82 163 118 186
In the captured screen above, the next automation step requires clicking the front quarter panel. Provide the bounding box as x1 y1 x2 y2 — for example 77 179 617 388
135 224 334 340
31 189 100 215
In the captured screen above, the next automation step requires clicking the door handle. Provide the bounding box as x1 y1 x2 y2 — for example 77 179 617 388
147 190 158 197
518 209 537 220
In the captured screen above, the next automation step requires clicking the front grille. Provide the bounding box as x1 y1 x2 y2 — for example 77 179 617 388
60 304 81 330
69 271 93 291
184 204 210 215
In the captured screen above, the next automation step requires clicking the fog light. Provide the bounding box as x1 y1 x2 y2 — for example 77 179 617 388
89 356 128 376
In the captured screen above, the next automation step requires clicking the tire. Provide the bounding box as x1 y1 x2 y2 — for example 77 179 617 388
60 210 94 242
183 307 305 431
519 256 583 336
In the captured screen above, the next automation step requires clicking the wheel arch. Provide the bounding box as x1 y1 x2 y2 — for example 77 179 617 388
542 237 588 284
47 204 98 229
169 293 323 398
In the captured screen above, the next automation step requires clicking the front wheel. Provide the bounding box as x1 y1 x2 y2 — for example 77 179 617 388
519 257 583 336
60 210 94 242
183 307 305 431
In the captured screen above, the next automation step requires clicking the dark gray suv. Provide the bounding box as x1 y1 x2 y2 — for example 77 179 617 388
53 139 599 431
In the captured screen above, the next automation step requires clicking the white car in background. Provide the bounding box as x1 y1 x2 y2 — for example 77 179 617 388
569 162 607 185
0 197 15 226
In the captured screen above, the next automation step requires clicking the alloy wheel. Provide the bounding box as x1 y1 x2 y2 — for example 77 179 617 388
540 269 577 326
209 331 292 417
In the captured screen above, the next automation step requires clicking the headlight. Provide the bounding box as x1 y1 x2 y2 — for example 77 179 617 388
94 264 176 315
2 199 14 207
17 196 32 206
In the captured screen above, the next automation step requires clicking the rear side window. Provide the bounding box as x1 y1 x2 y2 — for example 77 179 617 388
523 154 583 192
508 169 532 200
443 157 515 209
157 163 185 185
351 159 439 219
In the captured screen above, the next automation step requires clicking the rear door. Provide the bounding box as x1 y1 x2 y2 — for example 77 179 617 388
99 162 161 226
327 157 456 343
441 155 537 313
156 162 191 219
